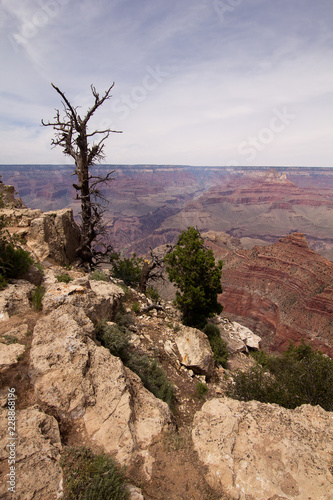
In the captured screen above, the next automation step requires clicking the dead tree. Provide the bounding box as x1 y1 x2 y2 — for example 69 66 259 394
139 245 173 293
42 83 121 268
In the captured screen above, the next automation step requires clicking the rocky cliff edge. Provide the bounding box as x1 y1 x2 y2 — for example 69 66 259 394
0 201 332 499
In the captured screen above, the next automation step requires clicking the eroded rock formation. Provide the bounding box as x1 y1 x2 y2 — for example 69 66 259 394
0 407 63 499
192 397 333 500
212 232 333 357
0 206 81 265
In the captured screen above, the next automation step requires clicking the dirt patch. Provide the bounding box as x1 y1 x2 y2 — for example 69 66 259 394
123 308 230 499
127 426 226 500
0 312 41 410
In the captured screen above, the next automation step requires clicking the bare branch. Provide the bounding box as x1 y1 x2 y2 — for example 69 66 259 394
82 83 115 126
86 128 122 137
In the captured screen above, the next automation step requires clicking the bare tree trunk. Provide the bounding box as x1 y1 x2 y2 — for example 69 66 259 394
42 83 121 267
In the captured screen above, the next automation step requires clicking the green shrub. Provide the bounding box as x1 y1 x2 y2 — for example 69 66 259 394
145 286 160 303
34 262 44 275
31 285 45 311
209 335 229 367
96 320 174 406
60 446 129 500
110 253 143 287
131 302 141 314
228 342 333 411
95 321 131 359
203 323 220 339
0 274 7 290
126 353 174 407
0 238 33 280
203 323 229 368
56 273 72 283
196 381 208 399
115 309 135 329
90 270 108 281
250 349 270 369
3 335 18 344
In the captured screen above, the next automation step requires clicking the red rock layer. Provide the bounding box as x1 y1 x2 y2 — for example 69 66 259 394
209 233 333 357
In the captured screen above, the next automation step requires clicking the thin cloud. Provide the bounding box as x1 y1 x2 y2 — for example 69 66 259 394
0 0 332 166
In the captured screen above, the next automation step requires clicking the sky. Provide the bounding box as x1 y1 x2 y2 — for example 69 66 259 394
0 0 332 167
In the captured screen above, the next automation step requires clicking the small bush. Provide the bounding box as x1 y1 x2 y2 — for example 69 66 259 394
0 239 33 280
228 342 333 411
203 323 220 338
131 302 141 314
31 285 45 311
163 427 191 452
209 335 229 367
95 321 130 359
90 270 108 281
146 286 160 303
126 353 174 407
60 446 129 500
56 273 72 283
0 274 7 290
203 323 229 368
115 309 135 329
110 253 143 287
34 262 44 275
96 318 174 407
250 350 270 369
3 335 18 344
196 381 208 399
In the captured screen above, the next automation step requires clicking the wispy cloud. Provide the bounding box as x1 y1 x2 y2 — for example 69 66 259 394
1 0 332 166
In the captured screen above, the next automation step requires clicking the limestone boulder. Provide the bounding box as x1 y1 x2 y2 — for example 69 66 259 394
0 342 25 372
29 307 95 419
0 183 25 208
2 323 29 341
0 281 34 320
26 208 81 264
175 326 214 376
29 305 172 464
217 318 261 353
128 485 145 499
42 278 124 322
192 397 333 500
0 208 42 226
0 407 63 499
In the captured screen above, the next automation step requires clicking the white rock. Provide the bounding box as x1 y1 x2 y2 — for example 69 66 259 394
175 326 214 376
128 485 145 500
0 407 63 499
0 281 34 319
42 278 124 322
0 342 25 371
192 397 333 499
30 305 172 465
26 208 81 265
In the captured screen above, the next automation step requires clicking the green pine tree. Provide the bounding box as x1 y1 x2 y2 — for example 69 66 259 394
164 227 223 328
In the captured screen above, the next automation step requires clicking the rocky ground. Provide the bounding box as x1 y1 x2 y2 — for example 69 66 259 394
1 265 333 499
1 190 333 499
